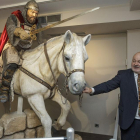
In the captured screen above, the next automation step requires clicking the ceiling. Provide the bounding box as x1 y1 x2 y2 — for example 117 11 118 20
0 0 130 13
130 0 140 11
45 20 140 36
0 0 140 37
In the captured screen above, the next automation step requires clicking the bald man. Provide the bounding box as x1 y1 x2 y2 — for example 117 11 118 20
83 52 140 140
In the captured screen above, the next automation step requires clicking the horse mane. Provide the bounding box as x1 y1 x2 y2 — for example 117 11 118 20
22 35 63 61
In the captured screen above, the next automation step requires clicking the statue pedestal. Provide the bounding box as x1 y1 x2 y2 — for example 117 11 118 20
1 112 26 135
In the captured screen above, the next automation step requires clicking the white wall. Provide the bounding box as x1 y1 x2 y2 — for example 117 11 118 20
127 29 140 68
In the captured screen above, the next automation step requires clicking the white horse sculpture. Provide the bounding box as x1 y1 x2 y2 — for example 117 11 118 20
11 30 91 137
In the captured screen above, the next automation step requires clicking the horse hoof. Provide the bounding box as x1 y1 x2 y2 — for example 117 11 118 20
52 121 62 131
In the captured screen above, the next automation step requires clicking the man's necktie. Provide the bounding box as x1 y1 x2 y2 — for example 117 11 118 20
138 74 140 116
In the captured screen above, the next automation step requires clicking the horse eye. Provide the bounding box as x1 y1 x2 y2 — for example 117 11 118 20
65 56 70 61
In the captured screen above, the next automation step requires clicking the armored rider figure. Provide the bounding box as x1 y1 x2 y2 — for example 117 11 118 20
0 0 44 103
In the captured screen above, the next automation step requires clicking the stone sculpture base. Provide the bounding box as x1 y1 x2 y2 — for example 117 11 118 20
0 109 43 139
0 108 82 140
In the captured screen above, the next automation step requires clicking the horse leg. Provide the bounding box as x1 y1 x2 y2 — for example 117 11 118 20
17 96 23 114
28 94 52 138
51 90 71 130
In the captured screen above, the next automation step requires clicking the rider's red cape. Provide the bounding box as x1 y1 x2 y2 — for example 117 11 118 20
0 10 24 55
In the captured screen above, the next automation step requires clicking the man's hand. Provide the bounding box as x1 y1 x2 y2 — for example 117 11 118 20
83 87 92 94
14 27 31 40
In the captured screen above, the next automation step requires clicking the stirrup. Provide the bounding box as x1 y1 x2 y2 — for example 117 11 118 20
0 94 8 103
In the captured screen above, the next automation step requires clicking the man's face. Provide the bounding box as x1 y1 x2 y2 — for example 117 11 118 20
131 53 140 74
27 9 38 24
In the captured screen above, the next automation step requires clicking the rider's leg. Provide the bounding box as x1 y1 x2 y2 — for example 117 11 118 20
0 45 20 103
0 63 18 103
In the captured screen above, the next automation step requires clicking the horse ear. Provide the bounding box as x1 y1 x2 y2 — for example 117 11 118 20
64 30 73 44
83 34 91 46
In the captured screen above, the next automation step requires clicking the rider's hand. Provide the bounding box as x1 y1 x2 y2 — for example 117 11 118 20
83 87 92 94
14 27 31 40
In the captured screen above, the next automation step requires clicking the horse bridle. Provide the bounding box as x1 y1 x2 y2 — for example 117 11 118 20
61 42 85 80
60 42 84 106
44 41 85 93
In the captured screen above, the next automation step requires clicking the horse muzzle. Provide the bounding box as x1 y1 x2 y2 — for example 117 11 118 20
69 81 86 95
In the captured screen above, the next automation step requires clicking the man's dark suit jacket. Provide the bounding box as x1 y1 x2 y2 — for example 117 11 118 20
91 69 138 130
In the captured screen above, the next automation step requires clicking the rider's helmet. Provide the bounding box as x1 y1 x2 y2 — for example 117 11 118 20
25 0 39 12
22 0 39 25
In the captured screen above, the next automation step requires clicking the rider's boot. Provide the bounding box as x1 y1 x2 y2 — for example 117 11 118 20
0 64 18 103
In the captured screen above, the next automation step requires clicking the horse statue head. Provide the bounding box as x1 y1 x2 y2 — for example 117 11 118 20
58 30 91 95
